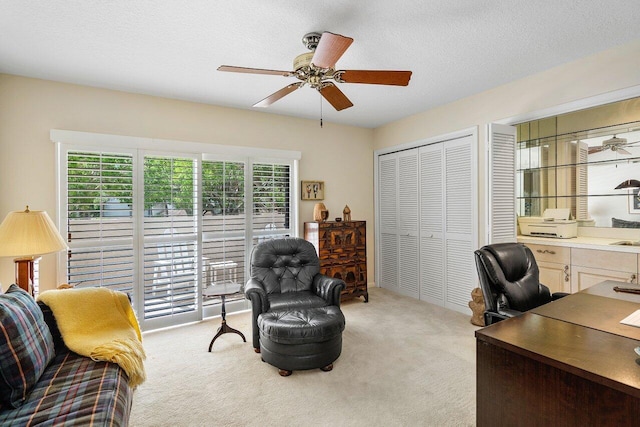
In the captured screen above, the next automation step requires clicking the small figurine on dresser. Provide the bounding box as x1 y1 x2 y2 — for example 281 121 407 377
343 205 351 222
314 203 328 222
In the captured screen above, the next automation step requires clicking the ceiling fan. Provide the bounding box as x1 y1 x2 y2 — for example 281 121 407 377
588 135 640 155
218 31 412 111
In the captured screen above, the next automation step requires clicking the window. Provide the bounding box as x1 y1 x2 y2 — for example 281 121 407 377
202 160 247 314
252 162 291 244
55 131 299 330
65 151 135 295
142 155 199 324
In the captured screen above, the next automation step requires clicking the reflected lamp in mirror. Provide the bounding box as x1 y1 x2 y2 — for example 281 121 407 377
615 179 640 189
0 206 68 295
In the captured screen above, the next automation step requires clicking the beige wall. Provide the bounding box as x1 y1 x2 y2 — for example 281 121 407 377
373 40 640 245
0 74 373 291
2 39 640 293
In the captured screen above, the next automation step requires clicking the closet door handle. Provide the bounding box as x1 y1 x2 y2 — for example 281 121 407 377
564 265 569 282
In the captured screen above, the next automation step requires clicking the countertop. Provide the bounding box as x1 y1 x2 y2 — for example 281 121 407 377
517 235 640 253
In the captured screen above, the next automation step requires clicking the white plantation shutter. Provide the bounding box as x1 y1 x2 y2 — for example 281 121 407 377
576 141 589 220
142 155 200 326
488 123 517 243
57 132 299 331
202 160 246 306
251 162 293 244
65 151 135 294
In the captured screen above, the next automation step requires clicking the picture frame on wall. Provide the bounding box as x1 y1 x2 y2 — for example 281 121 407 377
629 188 640 214
301 181 324 200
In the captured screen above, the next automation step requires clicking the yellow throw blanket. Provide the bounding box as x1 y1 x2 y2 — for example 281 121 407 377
38 287 146 387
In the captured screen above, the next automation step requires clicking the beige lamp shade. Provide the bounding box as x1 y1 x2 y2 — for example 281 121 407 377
0 206 68 258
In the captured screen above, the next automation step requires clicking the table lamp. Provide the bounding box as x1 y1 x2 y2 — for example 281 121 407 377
0 206 68 295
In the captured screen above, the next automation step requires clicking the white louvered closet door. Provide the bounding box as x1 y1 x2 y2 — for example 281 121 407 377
376 130 477 314
488 123 517 243
444 136 476 312
419 144 444 305
397 150 420 298
378 154 399 292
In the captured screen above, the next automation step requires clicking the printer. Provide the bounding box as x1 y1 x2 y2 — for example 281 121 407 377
518 208 578 239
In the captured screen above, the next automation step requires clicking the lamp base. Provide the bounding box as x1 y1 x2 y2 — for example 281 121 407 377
14 256 41 296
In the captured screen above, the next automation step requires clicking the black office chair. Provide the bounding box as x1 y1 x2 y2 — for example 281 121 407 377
474 242 567 325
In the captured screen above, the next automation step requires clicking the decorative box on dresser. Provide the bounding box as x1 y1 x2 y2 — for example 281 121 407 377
304 221 369 302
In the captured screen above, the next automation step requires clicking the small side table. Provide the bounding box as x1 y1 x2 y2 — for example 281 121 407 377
203 282 246 352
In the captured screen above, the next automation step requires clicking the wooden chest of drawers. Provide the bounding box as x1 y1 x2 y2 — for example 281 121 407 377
304 221 368 302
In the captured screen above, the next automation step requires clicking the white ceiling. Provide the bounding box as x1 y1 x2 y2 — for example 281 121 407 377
1 1 639 128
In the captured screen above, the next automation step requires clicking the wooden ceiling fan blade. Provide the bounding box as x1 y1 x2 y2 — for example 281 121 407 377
320 83 353 111
338 70 412 86
617 147 631 155
218 65 292 77
253 83 303 108
588 146 605 154
312 32 354 69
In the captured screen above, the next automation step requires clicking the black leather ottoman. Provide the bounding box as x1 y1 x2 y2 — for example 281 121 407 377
257 306 345 376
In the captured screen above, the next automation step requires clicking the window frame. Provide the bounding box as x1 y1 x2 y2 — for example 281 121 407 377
53 130 300 330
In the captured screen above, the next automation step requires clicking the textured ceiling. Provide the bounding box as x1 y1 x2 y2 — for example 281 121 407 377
1 1 639 128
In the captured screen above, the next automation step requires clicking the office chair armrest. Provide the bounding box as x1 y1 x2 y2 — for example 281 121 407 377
484 311 509 326
313 274 346 307
498 308 522 318
551 292 569 300
484 307 524 326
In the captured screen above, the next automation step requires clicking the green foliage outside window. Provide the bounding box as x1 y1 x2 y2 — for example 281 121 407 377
68 154 290 219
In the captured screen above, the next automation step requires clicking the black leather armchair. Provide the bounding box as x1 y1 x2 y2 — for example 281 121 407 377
474 242 567 325
244 237 345 351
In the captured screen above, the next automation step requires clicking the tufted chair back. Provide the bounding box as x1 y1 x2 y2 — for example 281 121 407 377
250 237 320 295
475 243 551 317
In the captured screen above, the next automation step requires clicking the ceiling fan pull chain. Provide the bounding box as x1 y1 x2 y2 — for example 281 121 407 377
320 93 323 128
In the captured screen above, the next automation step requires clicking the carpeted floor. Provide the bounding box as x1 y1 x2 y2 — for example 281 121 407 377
130 287 478 426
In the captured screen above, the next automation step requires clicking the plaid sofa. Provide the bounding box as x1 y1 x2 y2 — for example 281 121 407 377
0 301 132 426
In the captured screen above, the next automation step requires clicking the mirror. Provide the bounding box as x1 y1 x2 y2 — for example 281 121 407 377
583 125 640 227
516 98 640 228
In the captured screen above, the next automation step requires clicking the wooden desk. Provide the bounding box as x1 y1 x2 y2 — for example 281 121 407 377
476 281 640 426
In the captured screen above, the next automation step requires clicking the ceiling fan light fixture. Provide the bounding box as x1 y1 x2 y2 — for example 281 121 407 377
293 52 314 71
604 135 627 145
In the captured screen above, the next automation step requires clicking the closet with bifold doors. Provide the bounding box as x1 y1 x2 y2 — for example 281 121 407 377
376 129 477 314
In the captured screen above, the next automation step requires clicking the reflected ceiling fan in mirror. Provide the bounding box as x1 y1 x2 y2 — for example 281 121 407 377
588 135 640 155
218 31 412 113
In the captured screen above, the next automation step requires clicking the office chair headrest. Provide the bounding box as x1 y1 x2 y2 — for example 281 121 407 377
484 243 529 282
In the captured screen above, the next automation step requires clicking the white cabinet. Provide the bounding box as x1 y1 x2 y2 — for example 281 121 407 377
524 243 570 293
526 243 639 293
570 248 637 292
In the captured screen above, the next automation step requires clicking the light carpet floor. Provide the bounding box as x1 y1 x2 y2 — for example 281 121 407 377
130 287 479 426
